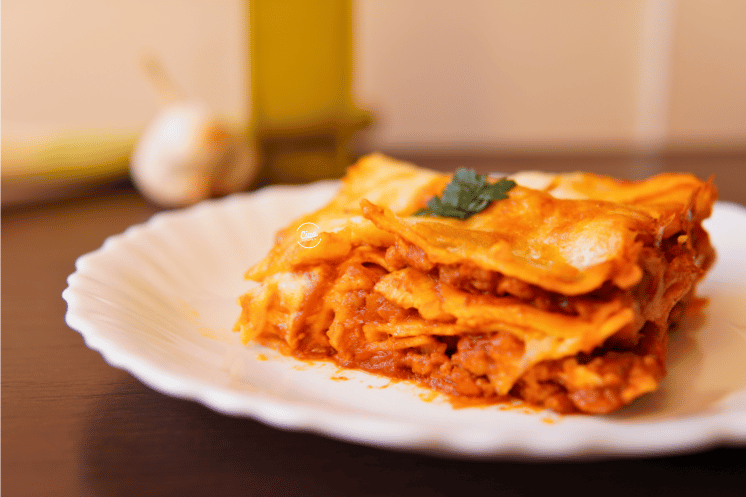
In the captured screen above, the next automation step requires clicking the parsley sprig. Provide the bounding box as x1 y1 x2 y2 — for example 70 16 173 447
414 169 516 220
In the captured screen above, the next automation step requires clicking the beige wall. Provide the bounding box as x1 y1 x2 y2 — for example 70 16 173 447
355 0 746 151
2 0 248 140
356 0 644 150
668 0 746 147
2 0 745 157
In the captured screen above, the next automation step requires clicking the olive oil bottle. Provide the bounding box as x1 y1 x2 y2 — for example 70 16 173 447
249 0 371 185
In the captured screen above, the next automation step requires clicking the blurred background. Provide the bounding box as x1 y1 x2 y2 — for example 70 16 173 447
3 0 745 205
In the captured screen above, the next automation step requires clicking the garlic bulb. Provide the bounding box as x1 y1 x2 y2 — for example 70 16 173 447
131 55 256 207
130 101 256 207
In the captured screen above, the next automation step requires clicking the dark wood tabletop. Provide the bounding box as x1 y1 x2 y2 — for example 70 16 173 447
3 152 745 496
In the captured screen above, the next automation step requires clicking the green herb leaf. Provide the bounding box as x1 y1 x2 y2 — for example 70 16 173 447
414 169 516 220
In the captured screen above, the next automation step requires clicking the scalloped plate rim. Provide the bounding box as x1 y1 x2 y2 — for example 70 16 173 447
62 183 746 459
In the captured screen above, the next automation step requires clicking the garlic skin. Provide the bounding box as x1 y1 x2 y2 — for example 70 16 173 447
130 101 256 207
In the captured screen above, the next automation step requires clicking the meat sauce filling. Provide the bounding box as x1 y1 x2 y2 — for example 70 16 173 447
280 226 713 415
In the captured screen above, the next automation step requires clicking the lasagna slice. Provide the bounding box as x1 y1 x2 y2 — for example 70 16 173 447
234 154 717 414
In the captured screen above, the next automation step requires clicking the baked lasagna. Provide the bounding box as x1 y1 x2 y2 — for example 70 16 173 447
234 154 717 414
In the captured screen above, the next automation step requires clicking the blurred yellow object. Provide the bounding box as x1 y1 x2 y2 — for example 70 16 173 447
1 133 135 206
250 0 371 185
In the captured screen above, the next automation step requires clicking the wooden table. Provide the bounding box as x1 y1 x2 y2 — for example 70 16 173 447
3 153 745 496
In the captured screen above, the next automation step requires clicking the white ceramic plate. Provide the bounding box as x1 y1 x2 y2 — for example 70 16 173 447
63 182 746 459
